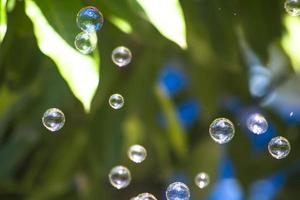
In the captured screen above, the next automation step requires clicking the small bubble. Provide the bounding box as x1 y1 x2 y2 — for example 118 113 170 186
74 31 97 54
128 144 147 163
111 46 132 67
268 136 291 159
42 108 65 132
166 182 190 200
209 118 235 144
108 165 131 189
195 172 210 189
136 193 158 200
285 0 300 16
246 113 268 134
76 6 104 32
290 112 294 117
109 94 124 109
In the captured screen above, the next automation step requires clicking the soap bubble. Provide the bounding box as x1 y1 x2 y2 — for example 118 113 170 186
209 118 235 144
136 193 158 200
74 31 97 54
166 182 190 200
109 94 124 109
268 136 291 159
195 172 210 189
108 165 131 189
42 108 65 132
246 113 268 134
128 144 147 163
285 0 300 16
76 6 104 32
111 46 132 67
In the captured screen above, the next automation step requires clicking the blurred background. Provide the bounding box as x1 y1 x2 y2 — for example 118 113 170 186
0 0 300 199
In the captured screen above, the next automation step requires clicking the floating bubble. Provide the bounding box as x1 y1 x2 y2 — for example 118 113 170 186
285 0 300 16
268 136 291 159
195 172 210 189
166 182 190 200
74 31 97 54
109 94 124 109
136 193 158 200
128 144 147 163
209 118 235 144
76 6 104 32
42 108 65 132
246 113 268 134
108 165 131 189
111 46 132 67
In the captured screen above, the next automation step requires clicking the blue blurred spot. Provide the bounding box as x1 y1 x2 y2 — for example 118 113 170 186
157 99 200 130
248 171 287 200
176 99 200 129
205 156 244 200
159 65 188 97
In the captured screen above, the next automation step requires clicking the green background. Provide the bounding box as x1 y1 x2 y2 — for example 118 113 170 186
0 0 299 199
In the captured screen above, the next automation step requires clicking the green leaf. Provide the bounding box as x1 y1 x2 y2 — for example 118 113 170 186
155 86 187 159
25 0 100 112
136 0 187 49
0 0 7 43
282 16 300 72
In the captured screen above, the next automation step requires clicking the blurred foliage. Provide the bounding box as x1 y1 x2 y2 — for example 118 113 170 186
0 0 299 199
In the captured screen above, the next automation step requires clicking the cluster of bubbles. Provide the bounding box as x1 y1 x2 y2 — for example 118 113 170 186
285 0 300 16
75 6 103 54
208 114 291 159
108 144 147 190
41 4 298 199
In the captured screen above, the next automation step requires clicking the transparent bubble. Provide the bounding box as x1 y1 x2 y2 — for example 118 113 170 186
268 136 291 159
108 165 131 189
109 94 124 109
111 46 132 67
136 193 158 200
128 144 147 163
209 118 235 144
195 172 210 189
76 6 104 32
42 108 65 132
74 31 97 54
285 0 300 16
246 113 268 134
166 182 190 200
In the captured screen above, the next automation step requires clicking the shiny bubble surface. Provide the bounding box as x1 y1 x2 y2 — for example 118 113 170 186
108 165 131 189
109 94 124 109
268 136 291 159
74 31 97 54
42 108 65 132
246 113 268 134
111 46 132 67
195 172 210 189
128 144 147 163
76 6 104 32
136 193 158 200
166 182 190 200
285 0 300 16
209 118 235 144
